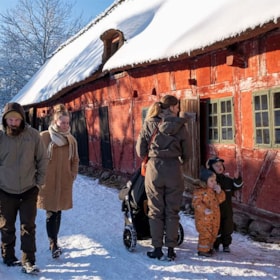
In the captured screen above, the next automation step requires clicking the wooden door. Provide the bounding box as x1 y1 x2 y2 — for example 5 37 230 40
180 98 200 189
71 110 89 166
99 106 113 170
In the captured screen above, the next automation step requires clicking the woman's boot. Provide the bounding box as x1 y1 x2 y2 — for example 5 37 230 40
147 247 164 260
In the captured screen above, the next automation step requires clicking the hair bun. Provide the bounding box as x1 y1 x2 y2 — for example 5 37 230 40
53 104 67 113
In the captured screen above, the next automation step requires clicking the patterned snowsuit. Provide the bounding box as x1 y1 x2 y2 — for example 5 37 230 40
192 184 225 253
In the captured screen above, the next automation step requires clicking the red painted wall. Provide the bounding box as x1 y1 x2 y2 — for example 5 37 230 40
36 29 280 216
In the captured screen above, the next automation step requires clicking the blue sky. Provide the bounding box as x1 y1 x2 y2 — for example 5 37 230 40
0 0 115 22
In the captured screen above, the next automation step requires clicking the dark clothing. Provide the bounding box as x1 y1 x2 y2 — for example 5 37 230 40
46 211 61 245
136 115 189 161
0 187 39 264
145 157 184 247
214 173 243 247
136 111 189 248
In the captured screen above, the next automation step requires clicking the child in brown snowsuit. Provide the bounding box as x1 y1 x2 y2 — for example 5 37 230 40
192 168 225 257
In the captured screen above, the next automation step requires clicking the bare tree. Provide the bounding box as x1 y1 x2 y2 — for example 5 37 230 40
0 0 87 103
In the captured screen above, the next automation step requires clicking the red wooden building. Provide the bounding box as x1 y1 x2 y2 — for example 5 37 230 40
11 0 280 237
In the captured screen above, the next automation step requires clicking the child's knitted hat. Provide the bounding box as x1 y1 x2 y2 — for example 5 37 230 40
200 168 215 183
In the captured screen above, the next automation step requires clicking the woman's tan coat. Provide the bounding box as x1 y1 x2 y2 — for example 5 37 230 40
37 131 79 211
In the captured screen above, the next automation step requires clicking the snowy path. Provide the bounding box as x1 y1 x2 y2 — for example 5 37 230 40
0 174 279 279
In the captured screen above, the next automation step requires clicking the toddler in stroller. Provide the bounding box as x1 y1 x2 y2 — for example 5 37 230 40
119 168 184 252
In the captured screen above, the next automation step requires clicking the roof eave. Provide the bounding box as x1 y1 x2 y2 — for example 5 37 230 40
24 18 280 110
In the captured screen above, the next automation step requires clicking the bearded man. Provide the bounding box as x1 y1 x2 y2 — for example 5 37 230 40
0 102 48 274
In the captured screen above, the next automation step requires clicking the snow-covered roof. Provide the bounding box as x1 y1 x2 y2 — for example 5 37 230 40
11 0 280 106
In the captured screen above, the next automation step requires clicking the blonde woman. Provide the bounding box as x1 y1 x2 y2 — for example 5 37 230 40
37 104 79 258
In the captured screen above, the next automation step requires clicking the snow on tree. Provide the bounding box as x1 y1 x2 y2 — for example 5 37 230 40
0 0 86 111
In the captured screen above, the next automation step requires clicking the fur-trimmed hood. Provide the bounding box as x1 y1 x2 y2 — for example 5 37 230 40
193 179 207 189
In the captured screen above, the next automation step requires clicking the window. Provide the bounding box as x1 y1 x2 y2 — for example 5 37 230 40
100 29 124 63
253 89 280 147
208 98 234 143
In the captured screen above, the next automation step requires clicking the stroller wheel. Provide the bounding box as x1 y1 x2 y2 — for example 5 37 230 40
123 225 137 252
177 222 184 246
163 222 184 246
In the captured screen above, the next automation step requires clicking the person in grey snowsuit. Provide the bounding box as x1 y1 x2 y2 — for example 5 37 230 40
136 95 189 261
206 157 243 253
0 102 48 271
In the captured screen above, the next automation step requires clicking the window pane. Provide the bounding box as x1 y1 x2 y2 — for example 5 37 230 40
255 113 261 127
256 129 262 144
221 102 225 113
222 128 227 139
226 100 232 112
209 128 218 140
261 95 268 110
227 115 232 126
262 112 269 127
254 96 260 110
209 129 213 139
228 128 233 139
212 116 218 126
222 128 228 140
213 103 217 113
221 128 233 140
221 114 232 126
275 111 280 126
220 100 232 113
213 129 218 140
209 129 212 139
209 103 218 114
221 115 226 126
274 92 280 109
209 104 213 114
263 129 270 144
275 128 280 144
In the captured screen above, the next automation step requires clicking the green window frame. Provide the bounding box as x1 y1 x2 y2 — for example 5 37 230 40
253 89 280 147
208 98 234 143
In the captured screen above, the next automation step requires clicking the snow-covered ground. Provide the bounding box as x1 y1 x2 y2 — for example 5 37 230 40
0 174 279 279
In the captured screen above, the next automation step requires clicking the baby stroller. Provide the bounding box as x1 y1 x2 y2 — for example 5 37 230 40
119 168 184 252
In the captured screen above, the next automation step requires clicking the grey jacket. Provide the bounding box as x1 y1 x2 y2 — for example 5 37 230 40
0 126 48 194
136 110 189 163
